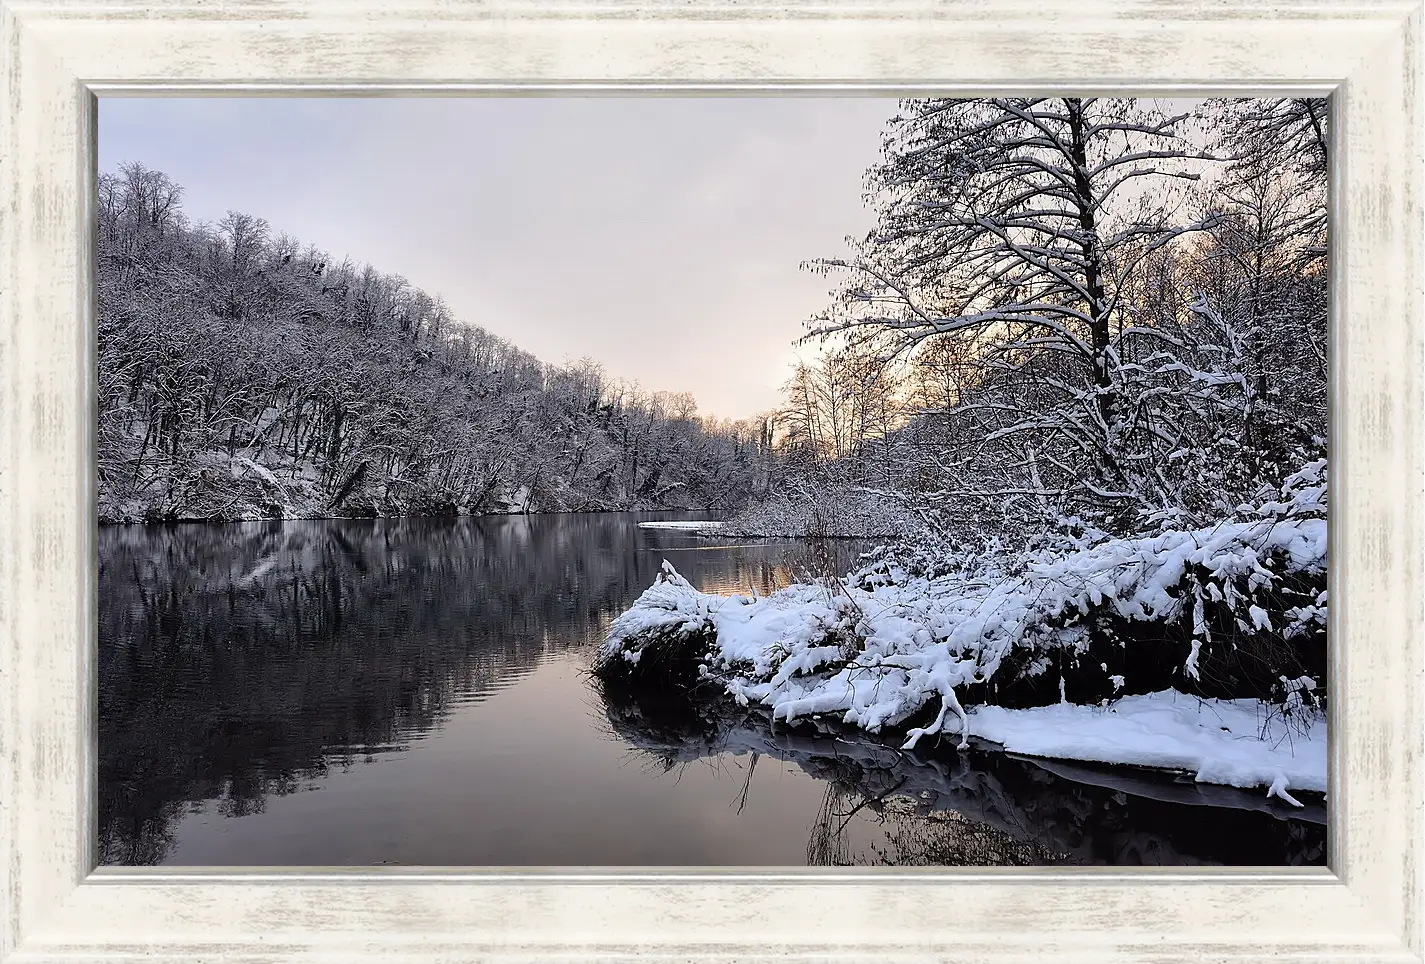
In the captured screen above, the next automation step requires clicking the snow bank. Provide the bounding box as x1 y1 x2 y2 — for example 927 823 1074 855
637 521 724 531
597 465 1328 798
967 692 1325 802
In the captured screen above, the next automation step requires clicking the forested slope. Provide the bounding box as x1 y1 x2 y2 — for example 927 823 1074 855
97 165 771 523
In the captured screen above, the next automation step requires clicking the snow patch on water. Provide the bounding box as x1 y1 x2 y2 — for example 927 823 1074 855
967 692 1325 801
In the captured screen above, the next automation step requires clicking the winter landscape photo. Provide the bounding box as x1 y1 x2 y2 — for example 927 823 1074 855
97 96 1329 867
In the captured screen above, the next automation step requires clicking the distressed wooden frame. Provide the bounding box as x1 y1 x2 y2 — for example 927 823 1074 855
0 1 1420 961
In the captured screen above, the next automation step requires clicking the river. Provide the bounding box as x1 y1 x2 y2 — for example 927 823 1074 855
97 512 1326 867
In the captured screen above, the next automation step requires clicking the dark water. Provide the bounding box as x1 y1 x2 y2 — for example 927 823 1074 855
97 513 1326 867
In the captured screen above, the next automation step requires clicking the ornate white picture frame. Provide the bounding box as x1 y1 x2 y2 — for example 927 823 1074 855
1 0 1420 960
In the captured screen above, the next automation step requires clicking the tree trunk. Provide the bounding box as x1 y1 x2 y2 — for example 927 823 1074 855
327 403 345 467
1065 99 1115 430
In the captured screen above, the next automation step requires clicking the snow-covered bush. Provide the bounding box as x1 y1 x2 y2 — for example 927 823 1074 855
596 562 723 693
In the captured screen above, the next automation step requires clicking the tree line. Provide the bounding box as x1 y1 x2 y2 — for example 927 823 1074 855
97 165 775 522
102 96 1327 539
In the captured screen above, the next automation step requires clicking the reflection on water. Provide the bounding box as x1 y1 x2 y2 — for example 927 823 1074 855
98 514 1324 867
601 696 1325 866
98 513 865 865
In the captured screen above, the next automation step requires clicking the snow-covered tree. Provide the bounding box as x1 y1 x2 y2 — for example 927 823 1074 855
805 97 1223 525
793 97 1328 536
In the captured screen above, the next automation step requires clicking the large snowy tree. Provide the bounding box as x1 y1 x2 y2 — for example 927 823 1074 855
802 97 1324 533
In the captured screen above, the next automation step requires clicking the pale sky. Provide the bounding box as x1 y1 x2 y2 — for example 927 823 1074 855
98 97 898 422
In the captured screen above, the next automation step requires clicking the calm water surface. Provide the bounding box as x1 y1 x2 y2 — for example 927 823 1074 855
98 513 1326 866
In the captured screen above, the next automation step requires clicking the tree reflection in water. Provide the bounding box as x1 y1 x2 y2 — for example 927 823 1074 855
599 692 1327 867
98 514 865 865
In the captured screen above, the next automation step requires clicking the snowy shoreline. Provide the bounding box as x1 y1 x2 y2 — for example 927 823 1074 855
99 507 733 526
595 465 1328 803
607 694 1326 821
598 558 1326 801
635 520 868 539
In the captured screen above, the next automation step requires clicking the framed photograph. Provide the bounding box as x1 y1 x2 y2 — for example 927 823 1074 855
1 0 1420 960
